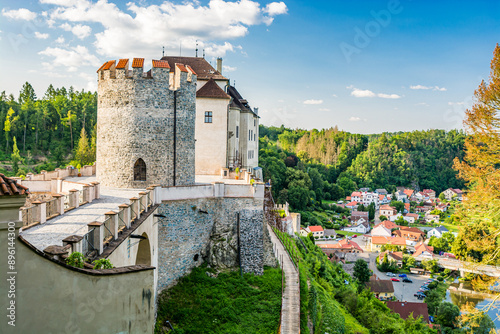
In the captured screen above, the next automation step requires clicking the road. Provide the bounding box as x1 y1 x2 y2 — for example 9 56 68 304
368 253 430 302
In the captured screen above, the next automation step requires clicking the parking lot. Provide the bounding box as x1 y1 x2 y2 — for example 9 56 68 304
369 253 431 302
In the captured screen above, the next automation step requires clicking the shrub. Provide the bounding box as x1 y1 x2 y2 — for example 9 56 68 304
66 252 86 268
92 258 114 269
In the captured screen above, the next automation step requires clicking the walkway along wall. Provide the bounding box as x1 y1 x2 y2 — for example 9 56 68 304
0 221 155 334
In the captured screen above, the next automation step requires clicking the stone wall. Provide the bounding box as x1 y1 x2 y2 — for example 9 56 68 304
96 59 196 188
155 196 273 291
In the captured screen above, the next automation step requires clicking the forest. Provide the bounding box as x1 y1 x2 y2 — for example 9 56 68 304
0 82 97 176
259 125 466 212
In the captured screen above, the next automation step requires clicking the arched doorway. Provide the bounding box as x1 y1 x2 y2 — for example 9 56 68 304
135 232 151 265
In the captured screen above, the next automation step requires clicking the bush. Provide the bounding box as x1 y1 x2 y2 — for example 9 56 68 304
92 258 114 269
66 252 86 268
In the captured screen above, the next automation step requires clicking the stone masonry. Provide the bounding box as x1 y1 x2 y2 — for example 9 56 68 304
96 58 196 188
155 197 272 291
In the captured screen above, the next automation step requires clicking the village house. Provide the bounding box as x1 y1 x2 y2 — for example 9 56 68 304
396 190 408 202
393 226 425 243
443 188 463 201
385 301 430 324
415 206 428 213
306 225 324 238
370 236 407 252
324 229 337 239
403 213 419 224
380 204 397 217
424 214 440 224
350 210 369 222
344 219 371 234
345 201 359 210
404 189 414 199
427 226 449 238
371 224 392 237
318 239 364 255
375 189 388 195
413 241 434 258
350 190 380 208
378 194 390 204
378 251 404 268
422 189 436 199
366 276 395 300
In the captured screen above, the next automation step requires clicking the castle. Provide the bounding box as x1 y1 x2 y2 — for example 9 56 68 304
0 57 271 333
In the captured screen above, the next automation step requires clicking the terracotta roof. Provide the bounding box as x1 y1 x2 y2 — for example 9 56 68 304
308 225 324 232
0 174 29 196
116 58 129 69
385 301 429 322
413 242 434 257
346 201 358 206
400 226 424 234
320 239 363 252
196 78 230 99
404 189 414 197
374 220 399 230
132 58 144 68
97 61 109 72
161 56 227 80
379 195 385 200
452 188 463 194
405 213 419 218
175 63 188 72
380 204 396 211
102 60 115 70
186 65 197 75
351 191 361 197
366 279 394 293
379 251 404 262
372 236 406 246
152 59 170 69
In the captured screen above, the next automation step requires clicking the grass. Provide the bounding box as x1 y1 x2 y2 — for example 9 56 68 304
438 222 459 232
155 265 282 334
335 230 360 237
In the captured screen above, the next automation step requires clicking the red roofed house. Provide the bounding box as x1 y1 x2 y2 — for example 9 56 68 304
385 301 430 324
350 191 362 202
413 241 434 258
443 188 463 201
346 201 359 210
404 189 414 199
306 225 324 238
378 251 404 268
403 213 419 224
319 239 364 254
422 189 436 199
380 205 397 217
370 236 407 252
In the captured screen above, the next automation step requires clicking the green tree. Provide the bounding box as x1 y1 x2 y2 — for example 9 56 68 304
435 302 460 329
379 215 388 221
11 137 22 174
288 186 309 210
74 127 94 166
439 192 446 201
353 259 371 284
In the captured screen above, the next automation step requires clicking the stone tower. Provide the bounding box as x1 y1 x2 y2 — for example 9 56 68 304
96 58 197 188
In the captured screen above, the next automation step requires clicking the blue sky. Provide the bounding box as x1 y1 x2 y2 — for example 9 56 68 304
0 0 499 133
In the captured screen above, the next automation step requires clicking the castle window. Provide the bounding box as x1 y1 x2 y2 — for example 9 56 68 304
204 111 212 123
134 158 146 181
236 126 239 138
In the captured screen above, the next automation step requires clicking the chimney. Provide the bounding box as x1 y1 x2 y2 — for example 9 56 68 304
216 57 222 73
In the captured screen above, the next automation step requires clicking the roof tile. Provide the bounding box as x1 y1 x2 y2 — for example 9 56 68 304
116 59 129 69
196 78 230 99
0 174 29 196
152 59 170 68
132 58 144 68
102 60 115 70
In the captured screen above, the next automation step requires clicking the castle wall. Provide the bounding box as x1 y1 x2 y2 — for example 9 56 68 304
155 196 269 291
96 59 196 188
0 222 155 334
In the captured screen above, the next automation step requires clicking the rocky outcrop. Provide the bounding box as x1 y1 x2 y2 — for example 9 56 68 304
204 221 238 269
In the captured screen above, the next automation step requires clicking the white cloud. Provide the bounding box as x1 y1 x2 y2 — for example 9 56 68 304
1 8 37 20
35 32 50 39
377 93 401 99
349 116 366 122
448 101 465 106
416 102 430 107
303 99 323 105
80 72 97 91
319 108 330 112
410 84 447 91
55 36 65 44
264 2 288 16
347 85 401 99
332 94 337 98
38 45 101 71
222 65 237 72
60 23 92 39
45 0 287 57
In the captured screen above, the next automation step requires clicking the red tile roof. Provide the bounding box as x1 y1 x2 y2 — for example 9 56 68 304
116 58 129 69
372 236 406 246
374 220 399 230
186 65 197 75
366 279 394 293
132 58 144 68
351 191 361 197
385 301 429 322
413 242 434 257
0 174 29 196
319 239 363 252
102 60 115 70
404 189 414 197
308 225 324 232
346 201 358 206
175 63 188 73
152 59 170 68
196 78 230 99
97 61 109 72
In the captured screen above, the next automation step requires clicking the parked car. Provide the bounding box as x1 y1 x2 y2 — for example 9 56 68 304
398 274 407 278
402 278 413 283
386 272 396 277
347 236 352 240
414 293 425 300
391 278 400 282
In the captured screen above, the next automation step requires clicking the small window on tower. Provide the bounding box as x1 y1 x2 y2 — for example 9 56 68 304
134 158 146 181
204 111 213 123
236 126 239 138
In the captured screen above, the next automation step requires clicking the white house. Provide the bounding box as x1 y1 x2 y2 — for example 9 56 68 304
427 226 449 238
396 190 408 202
371 224 392 237
344 219 370 234
443 188 463 201
306 225 324 238
380 205 397 217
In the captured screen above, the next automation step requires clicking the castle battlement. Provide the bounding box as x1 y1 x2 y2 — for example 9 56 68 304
97 58 196 90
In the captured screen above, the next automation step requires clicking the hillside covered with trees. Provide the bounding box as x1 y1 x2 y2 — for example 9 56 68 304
0 82 96 176
259 125 465 214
